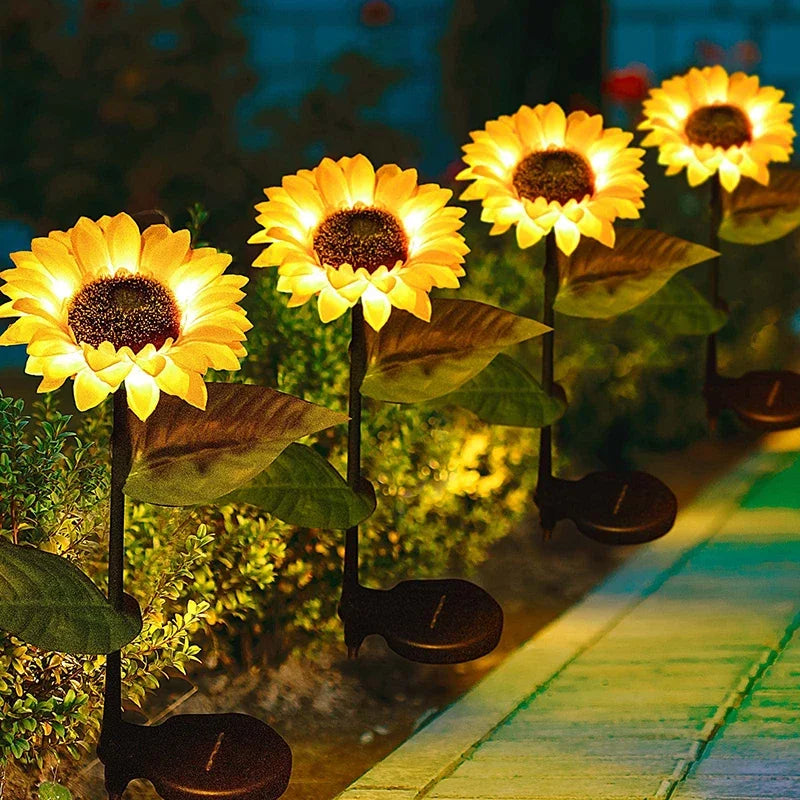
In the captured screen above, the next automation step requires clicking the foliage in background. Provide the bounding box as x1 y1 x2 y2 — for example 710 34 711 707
3 169 800 794
0 394 219 798
2 3 799 796
0 215 542 797
241 275 538 657
0 0 418 258
441 0 603 143
447 174 800 470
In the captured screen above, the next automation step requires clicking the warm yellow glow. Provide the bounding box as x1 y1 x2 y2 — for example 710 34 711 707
248 154 469 331
639 65 795 192
0 213 251 420
457 102 647 256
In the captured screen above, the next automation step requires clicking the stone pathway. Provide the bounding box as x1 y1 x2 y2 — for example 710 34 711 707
334 448 800 800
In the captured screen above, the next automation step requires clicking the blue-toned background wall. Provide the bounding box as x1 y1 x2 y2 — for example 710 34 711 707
609 0 800 114
239 0 454 174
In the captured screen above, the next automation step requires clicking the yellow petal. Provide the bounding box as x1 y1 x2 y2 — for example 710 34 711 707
718 159 742 192
515 219 542 249
169 254 233 305
73 369 113 411
184 371 208 409
315 158 351 208
94 360 133 387
411 289 432 322
134 349 167 377
317 287 351 323
124 369 162 420
140 228 191 277
154 358 191 397
106 212 142 274
28 336 79 357
30 238 82 288
346 154 377 205
197 343 242 371
0 317 45 345
387 278 422 314
360 287 392 331
287 292 313 308
26 350 86 379
167 344 211 372
83 341 122 371
37 375 67 393
70 217 111 276
554 216 581 256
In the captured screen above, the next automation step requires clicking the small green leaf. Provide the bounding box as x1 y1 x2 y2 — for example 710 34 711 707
220 443 376 529
554 228 718 318
0 540 142 655
124 382 348 507
361 298 549 403
720 169 800 245
433 353 566 428
39 782 72 800
627 274 728 335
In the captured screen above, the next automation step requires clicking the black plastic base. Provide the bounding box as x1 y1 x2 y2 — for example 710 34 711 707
705 370 800 431
339 579 503 664
98 713 292 800
536 471 678 546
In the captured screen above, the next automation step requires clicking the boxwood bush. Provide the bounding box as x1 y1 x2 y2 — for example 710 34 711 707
2 185 798 796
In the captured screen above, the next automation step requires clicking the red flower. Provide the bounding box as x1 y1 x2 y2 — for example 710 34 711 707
602 66 651 104
360 0 394 27
696 40 726 65
733 40 761 68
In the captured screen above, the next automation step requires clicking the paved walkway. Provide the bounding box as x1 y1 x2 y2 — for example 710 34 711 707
334 443 800 800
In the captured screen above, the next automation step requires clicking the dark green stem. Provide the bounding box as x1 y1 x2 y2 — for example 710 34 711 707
706 173 722 385
538 231 558 489
103 387 130 730
344 303 367 593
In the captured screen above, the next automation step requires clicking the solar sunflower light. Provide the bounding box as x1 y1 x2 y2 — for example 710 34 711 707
459 103 719 544
640 65 800 432
0 212 352 799
249 154 553 663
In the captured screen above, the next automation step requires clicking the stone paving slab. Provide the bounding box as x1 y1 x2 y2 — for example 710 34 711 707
673 777 800 799
334 451 800 800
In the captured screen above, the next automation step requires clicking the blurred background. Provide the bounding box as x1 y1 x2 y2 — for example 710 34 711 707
4 3 800 799
3 0 800 458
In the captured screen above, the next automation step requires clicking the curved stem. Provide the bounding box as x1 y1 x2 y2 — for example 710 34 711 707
538 231 558 490
103 387 131 731
343 304 367 593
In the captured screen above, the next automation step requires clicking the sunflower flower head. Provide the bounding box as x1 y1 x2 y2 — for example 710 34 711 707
457 102 647 255
248 154 469 331
0 213 251 420
639 65 795 192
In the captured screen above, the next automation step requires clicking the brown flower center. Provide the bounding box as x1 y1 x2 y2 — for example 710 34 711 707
67 274 181 353
684 104 752 149
313 207 408 274
513 149 595 205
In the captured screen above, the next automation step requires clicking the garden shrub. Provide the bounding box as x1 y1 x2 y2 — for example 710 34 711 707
0 238 540 796
3 184 798 795
0 394 213 797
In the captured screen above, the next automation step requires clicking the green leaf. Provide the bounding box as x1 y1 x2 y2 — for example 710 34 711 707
124 382 348 507
0 540 142 655
39 783 73 800
554 228 718 318
361 298 549 403
627 274 728 335
719 169 800 245
434 353 566 428
219 442 376 529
